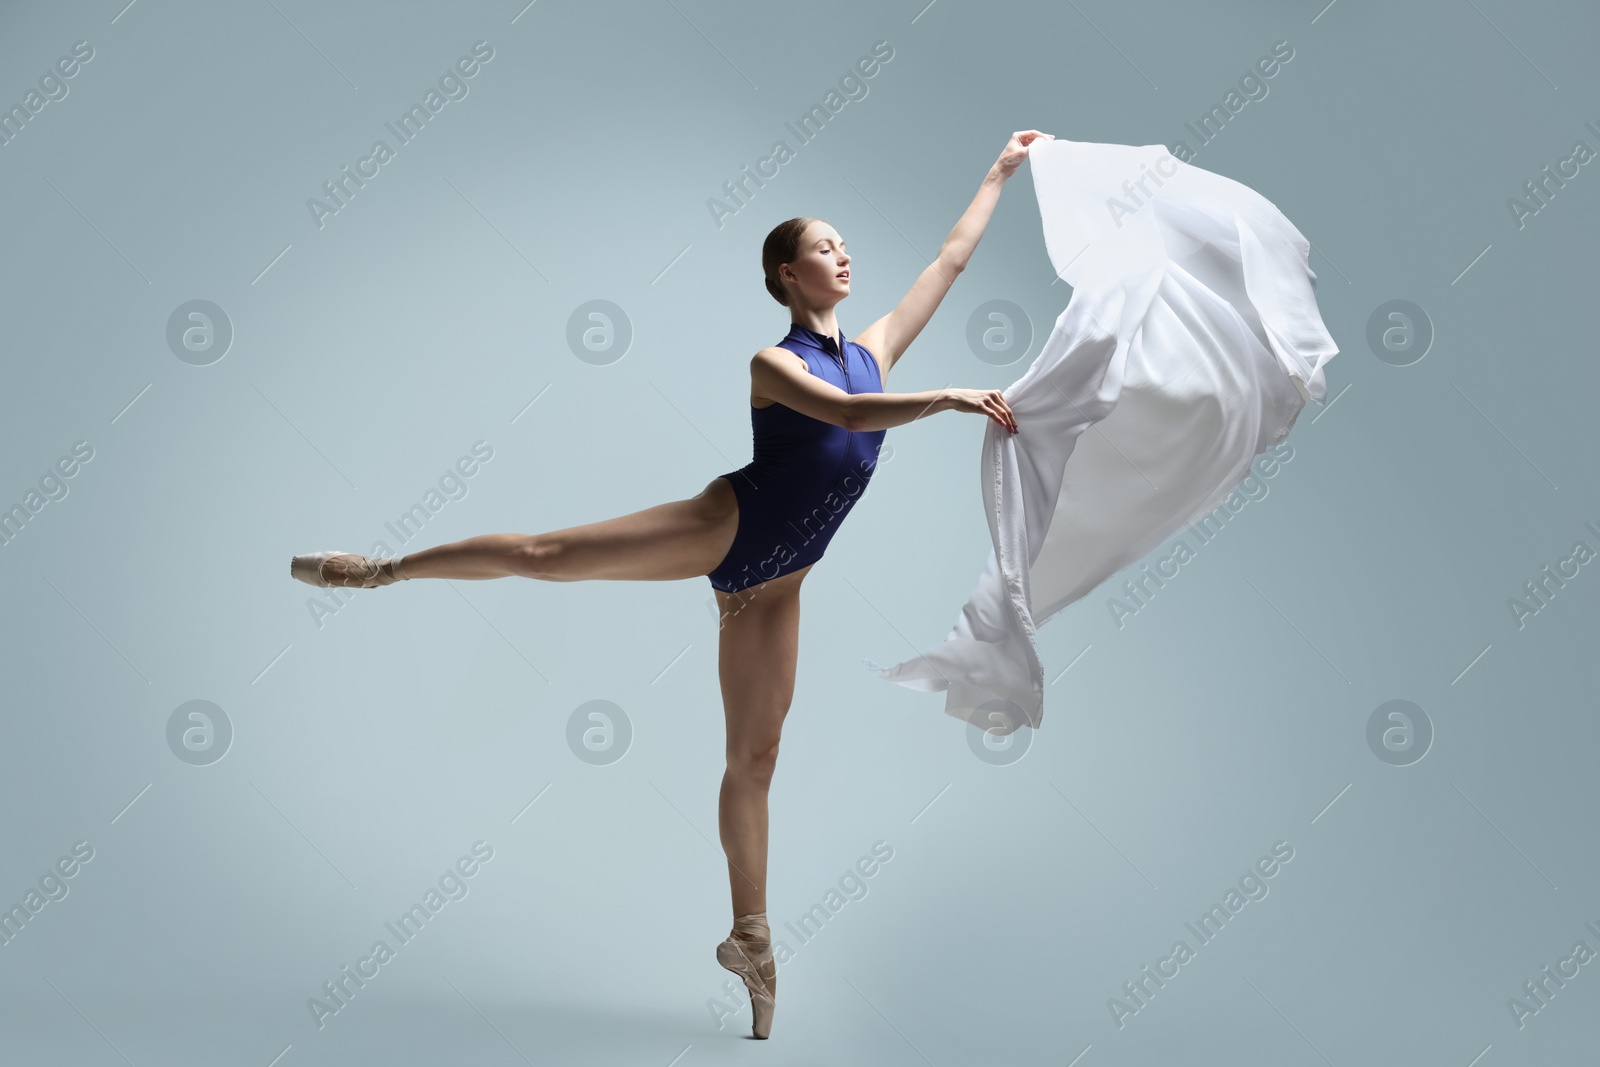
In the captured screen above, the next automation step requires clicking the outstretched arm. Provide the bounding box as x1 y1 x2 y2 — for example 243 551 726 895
854 129 1054 378
750 348 1017 435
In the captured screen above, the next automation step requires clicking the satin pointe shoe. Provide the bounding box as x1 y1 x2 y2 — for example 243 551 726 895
290 551 409 589
716 912 777 1039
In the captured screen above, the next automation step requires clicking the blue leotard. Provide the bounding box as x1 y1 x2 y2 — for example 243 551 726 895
707 322 887 593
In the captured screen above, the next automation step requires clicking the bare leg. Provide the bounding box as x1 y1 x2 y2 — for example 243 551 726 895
715 566 808 918
711 566 807 1039
399 533 547 581
397 477 738 582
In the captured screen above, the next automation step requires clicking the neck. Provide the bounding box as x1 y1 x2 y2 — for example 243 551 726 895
790 308 841 341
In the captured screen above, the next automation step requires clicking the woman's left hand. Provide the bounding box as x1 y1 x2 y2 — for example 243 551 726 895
995 129 1055 179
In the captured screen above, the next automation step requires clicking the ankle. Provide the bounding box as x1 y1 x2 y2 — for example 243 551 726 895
731 911 770 942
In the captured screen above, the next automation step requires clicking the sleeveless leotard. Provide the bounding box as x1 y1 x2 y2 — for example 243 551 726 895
707 322 887 593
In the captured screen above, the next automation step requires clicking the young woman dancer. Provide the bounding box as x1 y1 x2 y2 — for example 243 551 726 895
290 129 1047 1039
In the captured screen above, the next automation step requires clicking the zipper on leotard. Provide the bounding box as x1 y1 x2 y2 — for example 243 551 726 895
838 340 853 477
834 338 850 419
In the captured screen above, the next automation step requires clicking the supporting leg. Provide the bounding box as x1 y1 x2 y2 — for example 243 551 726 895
715 570 805 918
711 568 806 1039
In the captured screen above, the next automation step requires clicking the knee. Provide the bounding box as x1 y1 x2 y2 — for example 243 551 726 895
726 740 781 789
513 535 561 579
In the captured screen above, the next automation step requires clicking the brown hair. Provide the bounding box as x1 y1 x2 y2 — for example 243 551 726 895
762 216 822 307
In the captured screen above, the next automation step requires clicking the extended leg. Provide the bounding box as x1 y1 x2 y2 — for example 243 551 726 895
399 533 541 581
393 478 737 583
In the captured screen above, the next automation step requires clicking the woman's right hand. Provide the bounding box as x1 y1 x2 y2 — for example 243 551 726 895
944 387 1018 434
994 130 1055 179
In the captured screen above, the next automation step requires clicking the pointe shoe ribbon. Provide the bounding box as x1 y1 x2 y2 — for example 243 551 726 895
290 551 409 589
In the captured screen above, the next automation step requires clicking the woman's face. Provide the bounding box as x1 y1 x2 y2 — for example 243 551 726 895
785 221 851 306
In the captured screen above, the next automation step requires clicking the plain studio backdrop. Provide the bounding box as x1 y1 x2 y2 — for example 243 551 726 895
1 1 1597 1064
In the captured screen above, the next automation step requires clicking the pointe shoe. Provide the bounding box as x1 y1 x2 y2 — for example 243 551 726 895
290 550 409 589
716 913 776 1039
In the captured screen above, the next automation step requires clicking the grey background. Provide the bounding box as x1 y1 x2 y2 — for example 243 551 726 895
2 0 1596 1063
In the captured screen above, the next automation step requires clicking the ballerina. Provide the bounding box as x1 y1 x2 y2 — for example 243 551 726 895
290 129 1052 1039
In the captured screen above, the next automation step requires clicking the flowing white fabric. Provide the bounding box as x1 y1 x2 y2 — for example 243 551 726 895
865 139 1338 733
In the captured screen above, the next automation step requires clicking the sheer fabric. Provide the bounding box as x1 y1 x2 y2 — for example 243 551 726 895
865 139 1338 733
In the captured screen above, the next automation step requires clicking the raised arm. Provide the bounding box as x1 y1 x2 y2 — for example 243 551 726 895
750 348 1017 435
854 129 1054 377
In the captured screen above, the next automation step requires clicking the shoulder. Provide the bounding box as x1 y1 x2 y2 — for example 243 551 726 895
752 345 808 372
750 345 811 408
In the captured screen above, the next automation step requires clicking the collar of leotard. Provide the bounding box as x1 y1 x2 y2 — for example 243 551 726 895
785 322 847 352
